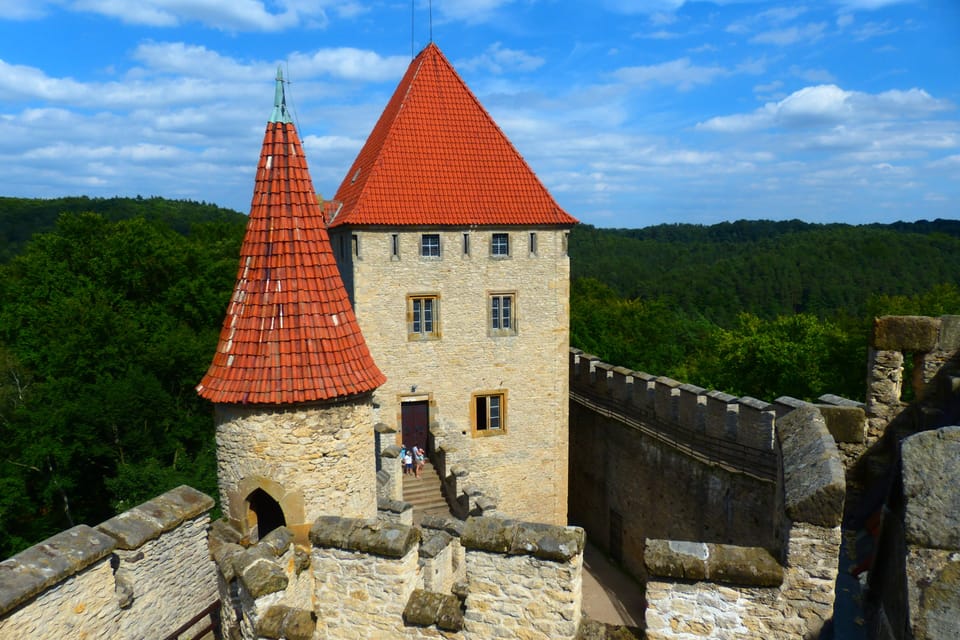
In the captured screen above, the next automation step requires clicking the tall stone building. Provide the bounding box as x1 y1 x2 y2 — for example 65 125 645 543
196 69 386 541
327 43 578 525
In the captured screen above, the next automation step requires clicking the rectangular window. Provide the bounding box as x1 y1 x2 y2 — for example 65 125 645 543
421 234 441 258
463 232 470 255
491 232 509 257
529 232 537 255
490 293 516 335
351 233 359 258
563 231 570 256
408 294 440 339
473 391 506 435
391 233 400 258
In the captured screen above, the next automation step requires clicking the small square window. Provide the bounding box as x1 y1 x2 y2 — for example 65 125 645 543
408 294 440 339
421 234 441 258
491 232 509 257
489 293 516 335
473 391 506 435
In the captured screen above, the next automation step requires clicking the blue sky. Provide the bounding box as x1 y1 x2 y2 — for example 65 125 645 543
1 1 957 228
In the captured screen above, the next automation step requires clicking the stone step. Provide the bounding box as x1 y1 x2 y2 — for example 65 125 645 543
400 459 452 519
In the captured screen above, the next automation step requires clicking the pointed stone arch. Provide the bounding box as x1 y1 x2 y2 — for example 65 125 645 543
232 476 305 539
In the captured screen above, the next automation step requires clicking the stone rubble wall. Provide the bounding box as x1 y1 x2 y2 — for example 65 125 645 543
643 405 845 640
214 397 378 534
0 485 217 640
212 513 584 640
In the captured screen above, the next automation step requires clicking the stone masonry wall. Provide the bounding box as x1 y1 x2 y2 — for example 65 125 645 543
0 486 217 640
568 351 779 581
212 513 585 640
332 227 571 525
643 405 845 640
215 396 377 534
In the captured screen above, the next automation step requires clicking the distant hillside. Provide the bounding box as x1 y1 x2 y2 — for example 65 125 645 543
570 219 960 324
0 196 247 262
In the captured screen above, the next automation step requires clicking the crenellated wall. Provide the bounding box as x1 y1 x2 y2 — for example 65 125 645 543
568 349 781 581
209 512 585 640
0 486 218 640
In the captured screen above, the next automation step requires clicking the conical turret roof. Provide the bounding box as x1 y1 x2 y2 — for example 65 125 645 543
329 43 577 227
197 69 385 404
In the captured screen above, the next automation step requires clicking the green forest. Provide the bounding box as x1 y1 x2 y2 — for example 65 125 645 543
1 196 958 557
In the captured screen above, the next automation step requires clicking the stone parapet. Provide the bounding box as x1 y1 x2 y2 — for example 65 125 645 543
310 516 420 558
0 486 218 640
403 589 464 632
0 525 116 616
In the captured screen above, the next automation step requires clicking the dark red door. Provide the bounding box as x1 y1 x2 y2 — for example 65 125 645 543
401 401 429 452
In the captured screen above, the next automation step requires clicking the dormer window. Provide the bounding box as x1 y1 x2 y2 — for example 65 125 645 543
491 233 509 257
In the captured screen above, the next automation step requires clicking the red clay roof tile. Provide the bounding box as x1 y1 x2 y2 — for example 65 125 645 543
197 110 385 404
329 43 577 228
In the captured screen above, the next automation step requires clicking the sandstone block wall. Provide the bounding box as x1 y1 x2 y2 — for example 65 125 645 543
215 397 377 534
332 227 571 525
0 486 217 640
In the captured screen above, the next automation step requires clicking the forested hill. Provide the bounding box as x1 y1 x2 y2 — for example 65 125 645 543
0 196 247 262
570 219 960 324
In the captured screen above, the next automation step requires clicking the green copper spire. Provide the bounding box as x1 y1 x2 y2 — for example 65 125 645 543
270 66 293 124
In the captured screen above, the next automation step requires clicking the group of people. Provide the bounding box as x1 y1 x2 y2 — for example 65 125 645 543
400 444 425 478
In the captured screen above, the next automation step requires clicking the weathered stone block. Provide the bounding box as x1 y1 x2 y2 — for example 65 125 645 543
644 540 782 587
902 426 960 549
239 557 288 598
777 406 845 527
873 315 940 351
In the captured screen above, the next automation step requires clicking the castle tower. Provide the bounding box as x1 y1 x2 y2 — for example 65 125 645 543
327 44 578 525
197 69 385 540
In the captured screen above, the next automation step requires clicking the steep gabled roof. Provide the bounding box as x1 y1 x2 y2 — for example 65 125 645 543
329 43 577 228
197 70 385 404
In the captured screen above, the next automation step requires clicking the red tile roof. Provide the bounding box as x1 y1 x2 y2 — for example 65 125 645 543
329 43 577 228
197 78 385 404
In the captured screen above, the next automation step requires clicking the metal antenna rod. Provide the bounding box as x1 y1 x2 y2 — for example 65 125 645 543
429 0 433 43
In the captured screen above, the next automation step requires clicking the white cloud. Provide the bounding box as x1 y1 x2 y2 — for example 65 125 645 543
751 22 828 46
0 0 53 19
459 43 545 74
613 57 728 90
698 84 952 132
68 0 331 31
287 48 410 82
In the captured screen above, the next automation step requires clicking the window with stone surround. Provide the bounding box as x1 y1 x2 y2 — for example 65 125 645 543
472 390 506 436
421 233 441 258
491 232 509 257
489 292 516 336
407 294 440 340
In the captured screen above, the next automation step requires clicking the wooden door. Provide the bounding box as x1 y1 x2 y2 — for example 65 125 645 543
401 400 429 452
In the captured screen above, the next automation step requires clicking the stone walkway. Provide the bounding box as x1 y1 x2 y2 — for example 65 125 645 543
580 542 646 628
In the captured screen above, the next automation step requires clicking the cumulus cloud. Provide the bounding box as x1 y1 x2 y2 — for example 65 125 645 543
287 48 410 82
697 84 952 132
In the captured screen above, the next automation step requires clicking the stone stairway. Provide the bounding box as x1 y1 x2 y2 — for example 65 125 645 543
402 459 453 523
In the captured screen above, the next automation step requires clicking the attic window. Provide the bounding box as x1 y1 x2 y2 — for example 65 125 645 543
351 168 361 183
